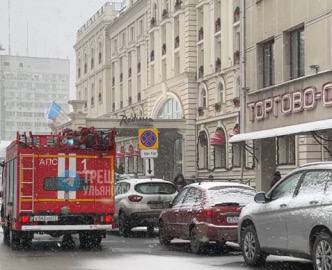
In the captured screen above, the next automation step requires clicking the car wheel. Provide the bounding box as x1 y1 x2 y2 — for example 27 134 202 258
241 225 267 266
118 213 131 237
190 227 205 254
312 231 332 270
159 221 171 246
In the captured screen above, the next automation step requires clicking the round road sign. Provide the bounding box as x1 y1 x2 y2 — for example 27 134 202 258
140 130 157 148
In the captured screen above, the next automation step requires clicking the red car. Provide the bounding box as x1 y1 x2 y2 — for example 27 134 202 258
158 182 255 254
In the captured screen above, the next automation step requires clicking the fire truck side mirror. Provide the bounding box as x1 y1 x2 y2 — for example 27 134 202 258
0 162 4 168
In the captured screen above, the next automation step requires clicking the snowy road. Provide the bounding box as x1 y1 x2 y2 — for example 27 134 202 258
0 229 313 270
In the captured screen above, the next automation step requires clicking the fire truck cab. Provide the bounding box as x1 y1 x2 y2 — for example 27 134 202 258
1 128 116 249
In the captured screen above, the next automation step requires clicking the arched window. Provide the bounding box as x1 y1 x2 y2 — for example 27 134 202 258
218 82 225 103
198 131 208 169
234 7 240 23
157 98 183 119
212 128 226 168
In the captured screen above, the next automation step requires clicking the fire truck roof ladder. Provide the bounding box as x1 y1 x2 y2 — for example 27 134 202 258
19 154 35 213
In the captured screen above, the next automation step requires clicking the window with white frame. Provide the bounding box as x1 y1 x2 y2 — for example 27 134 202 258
290 27 305 79
198 131 208 169
277 135 296 165
214 129 226 169
157 98 183 119
261 39 275 87
232 142 242 167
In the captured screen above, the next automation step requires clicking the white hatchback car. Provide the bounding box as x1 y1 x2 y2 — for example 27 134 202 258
239 162 332 270
115 178 177 237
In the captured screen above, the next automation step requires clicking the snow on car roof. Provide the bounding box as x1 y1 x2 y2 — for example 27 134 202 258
187 181 254 190
118 178 174 184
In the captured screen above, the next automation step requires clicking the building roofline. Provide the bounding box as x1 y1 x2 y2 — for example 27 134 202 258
0 54 69 62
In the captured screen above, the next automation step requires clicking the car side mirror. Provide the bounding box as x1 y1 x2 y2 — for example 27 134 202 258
254 192 267 203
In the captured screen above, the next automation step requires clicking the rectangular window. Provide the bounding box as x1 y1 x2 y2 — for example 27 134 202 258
139 20 143 36
262 39 274 87
290 27 305 79
214 145 226 168
232 143 242 168
277 135 296 165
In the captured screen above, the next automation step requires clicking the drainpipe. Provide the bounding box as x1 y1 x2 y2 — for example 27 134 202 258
239 0 246 181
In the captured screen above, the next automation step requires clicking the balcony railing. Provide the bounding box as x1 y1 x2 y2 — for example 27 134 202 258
198 27 204 41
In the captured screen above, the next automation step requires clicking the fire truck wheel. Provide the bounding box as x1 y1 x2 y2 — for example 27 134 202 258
79 232 102 249
62 234 75 249
10 230 21 250
118 213 131 238
3 226 10 245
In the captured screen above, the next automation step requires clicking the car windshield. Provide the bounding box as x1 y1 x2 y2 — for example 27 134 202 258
135 182 177 195
207 186 256 206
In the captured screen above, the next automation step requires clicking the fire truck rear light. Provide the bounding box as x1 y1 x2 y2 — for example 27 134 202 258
21 216 30 223
104 215 112 224
128 195 143 202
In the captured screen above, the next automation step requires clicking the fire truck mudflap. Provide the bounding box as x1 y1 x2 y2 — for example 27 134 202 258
1 128 116 249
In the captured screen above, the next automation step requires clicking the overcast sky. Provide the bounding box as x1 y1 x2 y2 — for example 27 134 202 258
0 0 115 98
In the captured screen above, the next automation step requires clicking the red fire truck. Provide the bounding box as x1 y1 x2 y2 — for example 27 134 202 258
1 127 116 249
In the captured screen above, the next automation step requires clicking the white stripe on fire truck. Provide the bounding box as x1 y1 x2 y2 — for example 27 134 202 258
57 153 65 199
69 153 76 199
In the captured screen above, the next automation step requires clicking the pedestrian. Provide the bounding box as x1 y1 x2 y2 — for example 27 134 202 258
271 171 281 188
174 173 186 192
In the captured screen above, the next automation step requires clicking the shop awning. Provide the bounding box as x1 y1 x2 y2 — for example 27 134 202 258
210 130 226 146
229 118 332 143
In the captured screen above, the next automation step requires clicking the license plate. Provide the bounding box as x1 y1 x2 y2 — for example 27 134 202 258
226 216 239 224
33 216 58 222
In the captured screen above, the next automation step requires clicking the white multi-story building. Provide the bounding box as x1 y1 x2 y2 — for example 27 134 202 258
68 0 252 181
0 55 69 141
